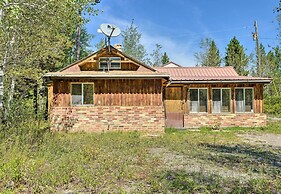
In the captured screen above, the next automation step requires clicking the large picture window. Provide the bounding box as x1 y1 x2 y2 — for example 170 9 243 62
190 88 208 113
212 88 231 113
71 83 94 105
235 88 254 113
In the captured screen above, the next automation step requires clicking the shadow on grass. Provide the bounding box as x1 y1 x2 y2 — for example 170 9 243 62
199 143 281 173
159 169 277 193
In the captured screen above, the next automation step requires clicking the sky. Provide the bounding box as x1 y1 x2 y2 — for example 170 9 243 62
86 0 280 66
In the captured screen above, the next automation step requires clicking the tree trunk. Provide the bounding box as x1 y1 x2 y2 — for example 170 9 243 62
75 24 81 61
75 8 82 61
7 77 15 112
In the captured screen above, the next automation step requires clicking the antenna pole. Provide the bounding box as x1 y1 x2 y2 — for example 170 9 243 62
253 20 261 76
107 27 115 53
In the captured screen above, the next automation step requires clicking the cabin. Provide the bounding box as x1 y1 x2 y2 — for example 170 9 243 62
44 45 271 132
156 66 271 128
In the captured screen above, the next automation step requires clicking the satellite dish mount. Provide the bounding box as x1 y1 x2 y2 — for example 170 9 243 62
99 24 121 53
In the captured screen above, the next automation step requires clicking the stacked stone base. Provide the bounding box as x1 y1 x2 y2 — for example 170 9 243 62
50 106 165 132
184 113 267 128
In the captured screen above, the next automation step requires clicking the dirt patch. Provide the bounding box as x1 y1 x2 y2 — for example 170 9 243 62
148 148 261 182
237 133 281 148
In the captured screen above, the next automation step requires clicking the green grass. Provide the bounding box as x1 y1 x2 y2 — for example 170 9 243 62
0 120 280 193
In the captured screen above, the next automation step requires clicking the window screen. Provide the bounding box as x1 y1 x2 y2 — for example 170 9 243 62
190 89 207 113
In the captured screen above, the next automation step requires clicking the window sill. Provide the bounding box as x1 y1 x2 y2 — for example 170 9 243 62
71 104 94 107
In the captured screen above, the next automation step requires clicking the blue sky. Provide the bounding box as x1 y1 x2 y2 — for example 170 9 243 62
86 0 280 66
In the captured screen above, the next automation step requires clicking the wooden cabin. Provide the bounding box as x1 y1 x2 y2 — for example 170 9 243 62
156 66 271 128
44 45 271 132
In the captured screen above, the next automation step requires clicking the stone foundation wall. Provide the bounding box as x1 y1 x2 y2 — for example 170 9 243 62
184 113 267 128
50 106 165 132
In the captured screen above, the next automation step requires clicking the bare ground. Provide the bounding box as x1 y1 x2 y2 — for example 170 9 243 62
148 147 261 183
237 133 281 148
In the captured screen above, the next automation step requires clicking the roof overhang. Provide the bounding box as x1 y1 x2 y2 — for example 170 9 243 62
169 79 272 84
43 73 170 79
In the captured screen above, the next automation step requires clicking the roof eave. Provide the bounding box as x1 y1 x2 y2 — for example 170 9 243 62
43 74 169 79
170 79 272 84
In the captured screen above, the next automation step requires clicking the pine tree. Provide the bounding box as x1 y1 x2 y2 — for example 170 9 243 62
225 37 249 75
259 44 267 77
121 20 147 62
195 38 221 66
161 52 170 64
208 40 221 66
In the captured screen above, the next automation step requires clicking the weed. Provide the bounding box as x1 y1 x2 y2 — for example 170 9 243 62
0 122 281 193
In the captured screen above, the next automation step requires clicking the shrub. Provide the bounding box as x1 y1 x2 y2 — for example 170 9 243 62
264 96 281 116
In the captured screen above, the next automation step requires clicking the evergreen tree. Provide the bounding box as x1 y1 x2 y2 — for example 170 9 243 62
195 38 221 66
208 40 221 66
121 20 147 62
225 37 249 75
259 43 267 77
161 52 170 64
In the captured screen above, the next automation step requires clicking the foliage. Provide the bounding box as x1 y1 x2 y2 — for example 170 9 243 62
148 44 163 67
64 26 95 65
195 38 221 67
264 96 281 116
225 36 250 75
95 38 105 51
0 0 100 120
161 52 170 64
121 20 147 62
0 124 280 193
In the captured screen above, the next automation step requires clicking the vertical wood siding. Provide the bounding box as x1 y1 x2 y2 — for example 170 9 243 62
52 79 163 107
94 79 162 106
164 83 265 114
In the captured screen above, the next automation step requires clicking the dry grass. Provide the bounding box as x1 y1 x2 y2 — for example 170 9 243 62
0 121 280 193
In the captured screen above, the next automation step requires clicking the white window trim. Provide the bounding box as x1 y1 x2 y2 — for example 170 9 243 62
99 57 121 70
235 87 254 113
70 82 94 106
189 88 208 113
212 88 231 113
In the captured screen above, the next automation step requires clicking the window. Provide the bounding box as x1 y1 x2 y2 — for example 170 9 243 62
71 83 94 105
212 88 230 113
235 88 254 113
190 88 208 113
99 57 121 70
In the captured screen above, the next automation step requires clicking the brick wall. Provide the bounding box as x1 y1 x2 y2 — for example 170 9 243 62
50 106 165 132
184 113 267 128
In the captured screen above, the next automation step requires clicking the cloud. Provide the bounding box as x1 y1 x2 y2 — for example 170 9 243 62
86 1 201 66
141 32 196 66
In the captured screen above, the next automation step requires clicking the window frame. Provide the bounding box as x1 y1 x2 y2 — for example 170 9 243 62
189 88 208 113
99 57 121 70
212 88 231 113
235 87 254 113
70 82 94 106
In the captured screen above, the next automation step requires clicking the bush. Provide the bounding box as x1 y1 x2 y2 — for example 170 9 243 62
264 96 281 116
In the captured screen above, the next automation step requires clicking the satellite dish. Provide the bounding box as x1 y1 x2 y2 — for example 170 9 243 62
100 24 121 37
98 23 121 53
97 28 102 34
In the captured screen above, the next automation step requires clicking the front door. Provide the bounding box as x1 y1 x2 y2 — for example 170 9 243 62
164 87 184 128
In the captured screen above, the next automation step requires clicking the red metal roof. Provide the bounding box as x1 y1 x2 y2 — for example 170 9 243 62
155 66 272 83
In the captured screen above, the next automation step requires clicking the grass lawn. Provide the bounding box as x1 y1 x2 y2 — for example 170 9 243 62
0 121 280 193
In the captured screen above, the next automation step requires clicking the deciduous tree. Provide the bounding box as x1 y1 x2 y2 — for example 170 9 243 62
121 20 147 62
